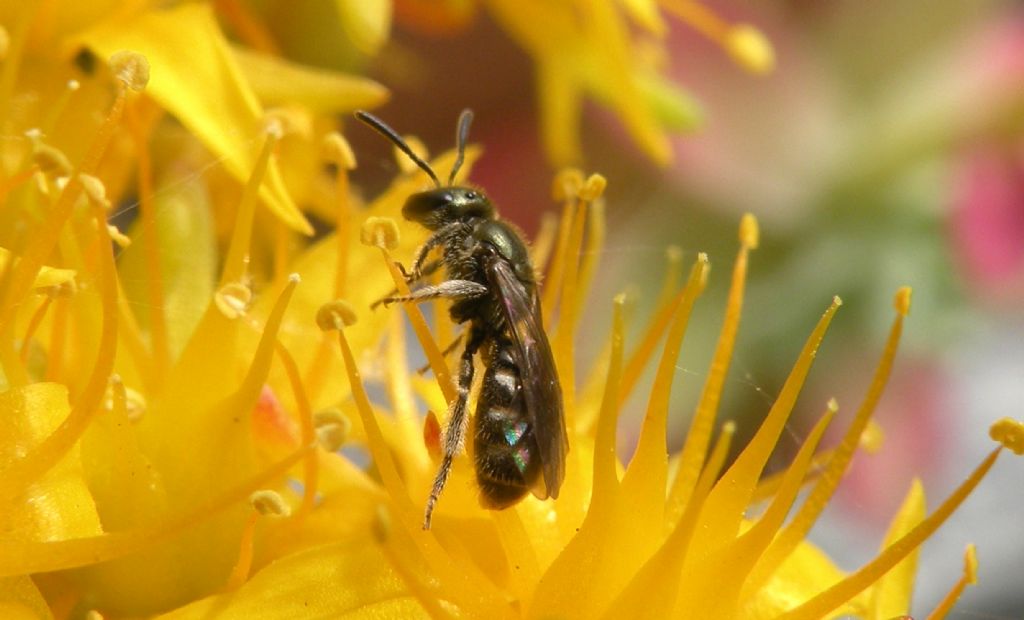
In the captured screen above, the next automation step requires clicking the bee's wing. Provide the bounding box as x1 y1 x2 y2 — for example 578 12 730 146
485 253 567 499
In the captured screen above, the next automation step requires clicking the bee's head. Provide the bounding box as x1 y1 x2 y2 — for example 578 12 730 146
403 186 494 229
355 109 491 229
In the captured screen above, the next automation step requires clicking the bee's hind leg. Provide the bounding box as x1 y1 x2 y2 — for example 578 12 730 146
423 325 483 529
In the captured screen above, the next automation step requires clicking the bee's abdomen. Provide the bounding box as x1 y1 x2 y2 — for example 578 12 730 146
473 357 542 508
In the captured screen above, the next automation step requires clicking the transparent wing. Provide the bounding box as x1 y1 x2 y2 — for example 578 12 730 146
485 253 567 499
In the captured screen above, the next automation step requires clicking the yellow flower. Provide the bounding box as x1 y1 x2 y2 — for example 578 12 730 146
1 4 1021 619
398 0 775 166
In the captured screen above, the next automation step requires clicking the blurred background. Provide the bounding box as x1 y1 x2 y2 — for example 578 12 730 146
240 0 1024 615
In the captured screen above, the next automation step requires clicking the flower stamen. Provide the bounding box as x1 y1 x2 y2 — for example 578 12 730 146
746 288 913 595
669 214 758 524
692 294 840 562
323 131 357 298
926 545 978 620
541 167 583 323
612 246 685 412
779 442 1005 620
659 0 775 74
274 340 320 516
362 216 456 402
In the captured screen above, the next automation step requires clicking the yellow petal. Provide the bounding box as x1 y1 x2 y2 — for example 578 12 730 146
870 479 926 617
117 170 217 361
0 383 103 541
0 576 53 620
333 0 392 56
158 541 422 619
739 541 861 620
75 278 299 615
618 0 667 35
232 47 388 114
78 3 311 234
0 247 75 289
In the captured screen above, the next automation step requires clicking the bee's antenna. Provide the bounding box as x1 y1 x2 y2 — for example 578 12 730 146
354 110 441 188
448 109 474 186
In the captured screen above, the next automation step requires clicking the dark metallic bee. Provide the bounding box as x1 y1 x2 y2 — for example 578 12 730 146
355 109 567 529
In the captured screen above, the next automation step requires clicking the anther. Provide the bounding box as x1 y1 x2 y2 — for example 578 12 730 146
108 51 150 92
360 216 400 250
894 287 912 317
313 407 346 427
552 168 584 202
579 173 607 202
964 544 978 585
80 174 111 210
316 300 357 331
32 143 73 177
860 419 885 454
314 407 351 451
316 422 348 452
263 107 311 138
322 132 357 170
250 489 291 517
726 24 775 75
262 116 284 140
108 225 131 248
739 213 760 249
989 417 1024 455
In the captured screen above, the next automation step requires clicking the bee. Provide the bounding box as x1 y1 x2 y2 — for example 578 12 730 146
355 109 567 529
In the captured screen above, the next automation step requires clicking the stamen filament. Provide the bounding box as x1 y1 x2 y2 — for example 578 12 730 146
19 293 53 362
925 545 977 620
541 174 580 323
224 513 259 590
552 198 588 430
0 199 120 506
575 198 606 315
273 340 319 517
529 211 559 275
614 247 685 408
0 84 126 384
379 247 456 403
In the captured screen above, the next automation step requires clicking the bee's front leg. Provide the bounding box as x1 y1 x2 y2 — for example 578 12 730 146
378 280 487 307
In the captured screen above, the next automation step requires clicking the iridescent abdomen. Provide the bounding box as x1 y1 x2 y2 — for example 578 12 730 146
473 343 542 508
